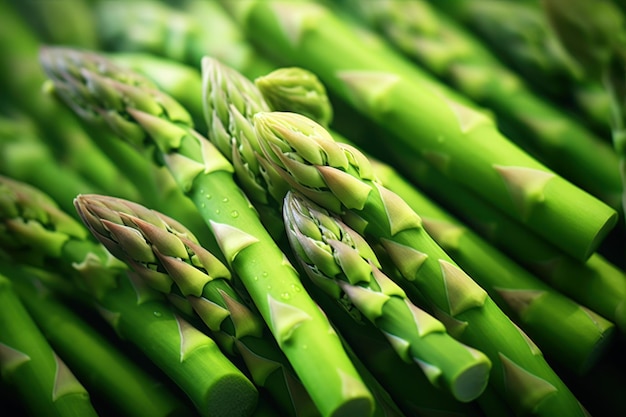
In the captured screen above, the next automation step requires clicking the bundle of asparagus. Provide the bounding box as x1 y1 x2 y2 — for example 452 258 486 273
1 0 625 416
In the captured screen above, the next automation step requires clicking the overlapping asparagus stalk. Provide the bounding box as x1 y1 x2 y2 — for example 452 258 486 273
218 0 618 261
73 193 320 417
256 64 618 373
0 175 259 417
283 190 492 402
541 0 626 222
0 0 140 203
2 263 192 417
428 0 613 136
253 110 590 416
40 47 374 417
0 272 100 417
337 0 623 210
94 0 275 80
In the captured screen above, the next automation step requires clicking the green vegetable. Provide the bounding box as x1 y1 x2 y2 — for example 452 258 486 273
218 0 618 261
3 263 192 417
253 110 590 416
337 0 622 210
74 193 320 417
283 190 492 402
40 46 374 417
0 175 259 417
0 272 99 417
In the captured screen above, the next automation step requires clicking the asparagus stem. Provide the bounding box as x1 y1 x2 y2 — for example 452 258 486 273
40 47 374 417
393 146 626 335
4 263 193 417
219 0 618 261
0 0 141 202
94 0 275 79
0 175 259 417
283 190 492 402
254 110 590 416
0 272 99 417
74 193 321 417
337 0 623 210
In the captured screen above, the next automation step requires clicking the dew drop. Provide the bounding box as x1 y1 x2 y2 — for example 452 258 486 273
153 311 162 318
253 276 259 281
222 197 229 203
280 292 290 300
200 202 206 208
262 271 268 278
215 209 221 215
230 210 239 218
291 284 302 293
266 285 272 290
205 194 212 200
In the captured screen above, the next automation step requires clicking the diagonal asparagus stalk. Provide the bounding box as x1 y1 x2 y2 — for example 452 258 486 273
40 47 374 417
253 110 590 416
283 190 491 402
254 63 618 373
337 0 623 210
0 0 140 203
94 0 275 80
0 272 100 417
541 0 626 223
2 262 193 417
74 193 321 417
0 175 259 417
218 0 618 261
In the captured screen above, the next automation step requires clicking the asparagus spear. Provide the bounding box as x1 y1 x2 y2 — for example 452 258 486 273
397 144 626 335
94 0 275 79
73 193 321 417
3 262 193 417
254 110 590 416
283 190 492 402
541 0 626 222
218 0 618 261
0 272 99 417
428 0 613 136
0 0 140 203
0 175 259 417
336 0 623 210
40 47 374 417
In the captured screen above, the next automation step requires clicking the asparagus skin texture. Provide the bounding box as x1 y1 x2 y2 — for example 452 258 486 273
0 175 259 417
283 190 492 402
0 273 99 417
219 0 618 261
6 264 193 417
74 193 320 417
40 46 374 417
253 110 590 416
338 0 622 211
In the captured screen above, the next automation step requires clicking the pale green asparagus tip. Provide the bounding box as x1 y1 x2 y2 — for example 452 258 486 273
0 175 87 257
39 46 193 147
74 194 231 296
254 111 377 213
255 67 334 127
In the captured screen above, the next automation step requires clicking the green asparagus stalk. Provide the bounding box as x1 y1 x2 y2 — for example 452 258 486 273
219 0 618 261
397 145 626 335
9 0 98 48
40 46 374 417
283 190 491 402
0 175 259 417
74 193 320 417
541 0 626 222
254 110 590 416
0 113 102 217
0 0 140 202
3 262 193 417
254 64 619 373
94 0 275 79
0 272 99 417
428 0 613 136
337 0 623 210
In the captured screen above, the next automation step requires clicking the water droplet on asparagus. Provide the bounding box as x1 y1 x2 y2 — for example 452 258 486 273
231 210 239 218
